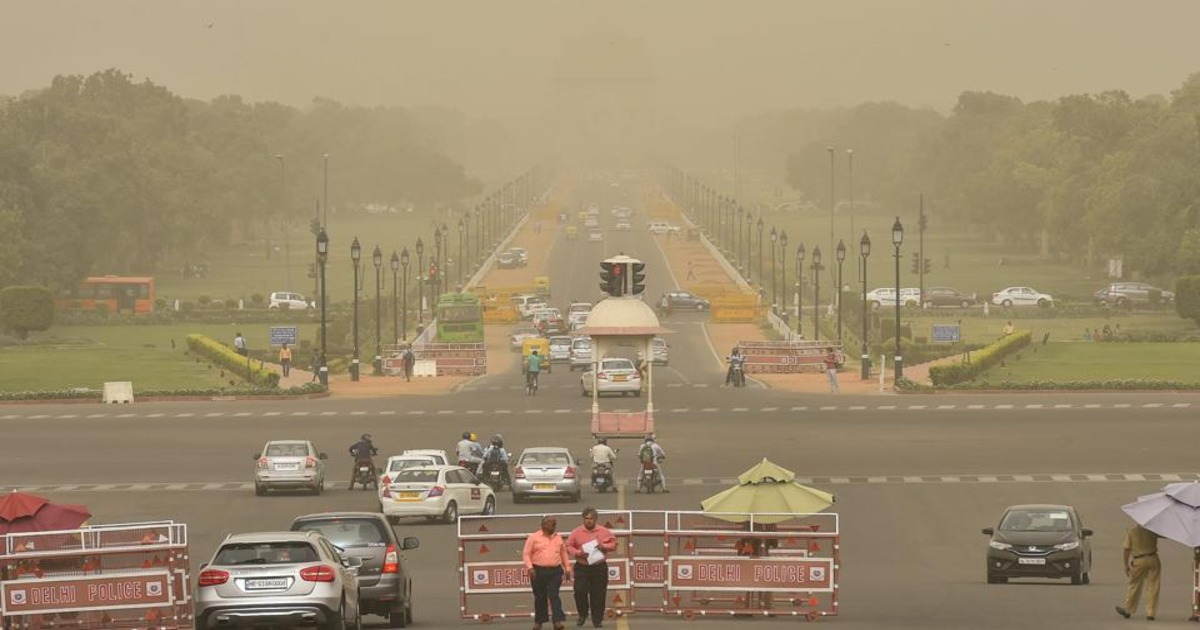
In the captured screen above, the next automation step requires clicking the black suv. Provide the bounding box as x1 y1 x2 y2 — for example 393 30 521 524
662 291 711 311
982 504 1093 585
921 286 977 309
291 512 420 627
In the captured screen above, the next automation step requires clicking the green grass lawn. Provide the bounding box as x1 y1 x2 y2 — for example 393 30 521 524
904 312 1197 347
0 324 318 393
976 342 1200 384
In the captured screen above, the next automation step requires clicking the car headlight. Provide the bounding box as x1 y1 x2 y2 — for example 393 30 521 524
988 541 1012 551
1053 541 1079 551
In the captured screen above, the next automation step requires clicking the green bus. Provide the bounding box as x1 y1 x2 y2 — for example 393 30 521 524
435 292 484 343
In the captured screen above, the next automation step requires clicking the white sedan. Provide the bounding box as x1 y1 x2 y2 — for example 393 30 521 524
581 357 643 397
991 286 1054 308
379 465 496 524
377 455 439 501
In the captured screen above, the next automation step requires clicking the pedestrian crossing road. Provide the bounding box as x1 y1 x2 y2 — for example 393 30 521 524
0 400 1191 421
6 471 1198 494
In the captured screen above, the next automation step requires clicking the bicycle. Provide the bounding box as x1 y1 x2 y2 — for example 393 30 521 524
525 370 540 396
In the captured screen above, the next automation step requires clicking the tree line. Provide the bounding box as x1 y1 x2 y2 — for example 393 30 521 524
724 72 1200 283
0 69 484 291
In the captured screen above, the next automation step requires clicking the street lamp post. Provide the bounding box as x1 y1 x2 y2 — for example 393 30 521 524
812 247 822 342
892 217 905 384
322 153 330 227
744 210 753 277
779 231 789 322
315 228 329 386
796 244 805 339
390 251 400 345
350 237 362 382
859 232 872 380
836 239 847 342
416 238 425 327
769 227 778 311
756 218 764 289
463 213 471 276
457 218 465 289
736 206 744 270
440 223 450 296
400 247 410 341
275 154 291 291
433 225 442 299
827 145 836 275
373 246 383 376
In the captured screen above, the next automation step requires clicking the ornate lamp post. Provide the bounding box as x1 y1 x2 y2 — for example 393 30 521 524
756 218 764 289
400 247 410 341
892 217 905 384
457 218 465 288
440 223 450 295
744 209 753 276
736 206 744 270
416 238 425 327
390 251 400 345
372 245 383 376
779 230 789 321
433 225 442 299
812 247 823 342
836 239 847 342
859 232 872 380
474 205 482 263
315 227 329 386
795 243 805 338
350 237 362 382
463 213 471 276
769 227 778 310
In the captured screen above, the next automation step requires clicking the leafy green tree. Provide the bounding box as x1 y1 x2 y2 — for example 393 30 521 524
0 286 54 339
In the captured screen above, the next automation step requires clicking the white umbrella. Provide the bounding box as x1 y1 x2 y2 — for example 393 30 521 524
1122 482 1200 547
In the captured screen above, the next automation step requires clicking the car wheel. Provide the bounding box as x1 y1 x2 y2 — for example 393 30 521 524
1037 298 1051 308
1001 299 1013 307
696 304 705 311
512 493 524 504
324 601 346 630
1071 569 1083 586
1082 571 1090 585
571 492 581 503
254 483 265 496
313 477 324 496
581 387 589 397
986 572 1007 584
960 300 972 308
482 496 496 515
923 300 934 309
442 501 459 524
389 602 408 628
634 390 642 397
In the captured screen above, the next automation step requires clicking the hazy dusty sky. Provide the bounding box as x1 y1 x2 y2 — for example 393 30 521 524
4 0 1199 127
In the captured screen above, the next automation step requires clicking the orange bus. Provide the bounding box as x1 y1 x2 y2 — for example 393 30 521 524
57 275 156 314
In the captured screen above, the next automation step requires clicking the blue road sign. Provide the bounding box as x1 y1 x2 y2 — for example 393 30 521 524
931 324 961 343
269 326 298 347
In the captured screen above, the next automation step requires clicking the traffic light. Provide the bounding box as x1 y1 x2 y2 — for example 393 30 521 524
599 261 622 296
923 257 932 274
910 252 920 274
630 262 646 295
309 217 322 236
919 213 928 233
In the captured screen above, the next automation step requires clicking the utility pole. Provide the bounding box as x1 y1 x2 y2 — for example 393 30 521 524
918 194 926 306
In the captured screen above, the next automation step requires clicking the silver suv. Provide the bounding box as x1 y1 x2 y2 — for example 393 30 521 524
569 337 593 371
291 512 420 627
195 530 362 629
254 440 328 496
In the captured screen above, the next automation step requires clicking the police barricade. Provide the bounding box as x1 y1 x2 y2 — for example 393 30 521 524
386 342 487 377
0 520 193 629
457 512 635 623
591 411 654 441
737 340 839 374
483 305 520 324
660 511 840 621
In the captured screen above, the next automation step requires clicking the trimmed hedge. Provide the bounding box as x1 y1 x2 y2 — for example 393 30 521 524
1177 276 1200 325
186 333 281 388
928 330 1032 386
0 383 325 402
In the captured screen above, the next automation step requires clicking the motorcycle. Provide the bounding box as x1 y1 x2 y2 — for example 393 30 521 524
351 461 378 491
637 460 661 494
591 462 614 493
730 361 746 388
480 456 510 492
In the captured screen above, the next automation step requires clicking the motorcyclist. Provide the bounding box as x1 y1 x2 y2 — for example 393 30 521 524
590 438 618 488
480 434 511 487
347 433 379 488
456 431 484 474
636 434 668 493
725 346 746 386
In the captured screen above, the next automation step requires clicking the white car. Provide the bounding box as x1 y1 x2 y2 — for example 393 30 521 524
510 324 540 351
864 287 921 309
377 454 441 501
588 229 603 242
581 357 643 397
569 337 593 371
614 220 631 231
268 291 313 310
508 247 529 266
379 465 496 524
991 286 1054 308
402 449 449 465
647 222 681 235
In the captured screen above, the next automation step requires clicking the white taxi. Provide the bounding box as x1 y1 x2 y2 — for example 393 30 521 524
379 465 496 524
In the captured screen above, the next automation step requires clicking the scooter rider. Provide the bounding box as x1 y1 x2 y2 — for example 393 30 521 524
636 434 668 493
456 431 484 474
591 438 618 466
348 433 379 487
725 346 746 386
480 434 511 486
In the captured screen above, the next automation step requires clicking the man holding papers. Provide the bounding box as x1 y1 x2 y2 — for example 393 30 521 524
565 507 619 628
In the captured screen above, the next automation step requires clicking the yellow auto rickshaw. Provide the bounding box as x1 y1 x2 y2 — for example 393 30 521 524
521 337 552 373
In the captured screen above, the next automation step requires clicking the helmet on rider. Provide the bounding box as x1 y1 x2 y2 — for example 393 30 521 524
361 433 372 441
531 348 538 354
470 432 479 442
490 434 503 447
644 434 655 443
732 346 741 355
597 438 608 445
462 431 471 440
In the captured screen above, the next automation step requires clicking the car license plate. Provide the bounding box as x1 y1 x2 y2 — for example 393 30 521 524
613 375 628 382
244 578 289 590
534 484 556 491
274 463 299 471
1018 557 1046 565
396 491 421 500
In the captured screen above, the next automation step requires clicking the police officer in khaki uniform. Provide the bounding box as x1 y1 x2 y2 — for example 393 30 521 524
1116 524 1160 620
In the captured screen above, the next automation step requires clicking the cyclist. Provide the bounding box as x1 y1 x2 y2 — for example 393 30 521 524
524 348 543 394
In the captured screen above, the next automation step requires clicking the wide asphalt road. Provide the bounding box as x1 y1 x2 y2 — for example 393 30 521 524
4 200 1200 627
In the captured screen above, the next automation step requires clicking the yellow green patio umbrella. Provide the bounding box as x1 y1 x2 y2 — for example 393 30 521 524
701 459 834 523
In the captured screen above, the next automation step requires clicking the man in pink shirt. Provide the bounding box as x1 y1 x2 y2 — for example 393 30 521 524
565 507 619 628
523 515 572 630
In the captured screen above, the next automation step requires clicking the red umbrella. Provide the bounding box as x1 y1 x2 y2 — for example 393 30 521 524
0 491 50 521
